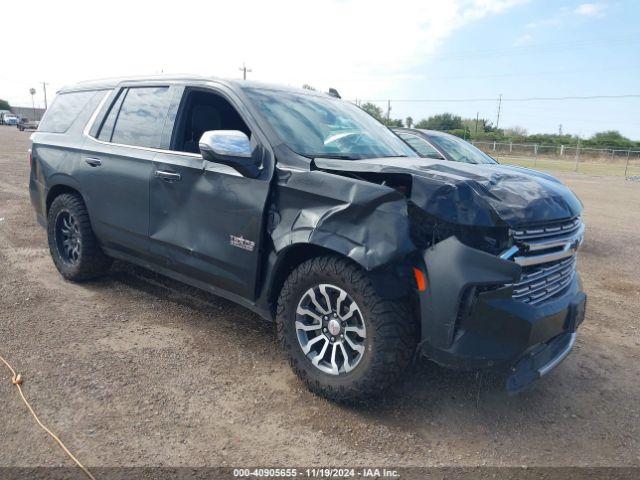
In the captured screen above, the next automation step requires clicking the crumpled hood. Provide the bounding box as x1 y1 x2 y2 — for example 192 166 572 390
314 157 582 227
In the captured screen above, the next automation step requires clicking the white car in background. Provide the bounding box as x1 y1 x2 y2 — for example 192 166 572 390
1 113 19 126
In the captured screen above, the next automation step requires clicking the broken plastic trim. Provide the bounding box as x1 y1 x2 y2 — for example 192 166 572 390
418 236 522 350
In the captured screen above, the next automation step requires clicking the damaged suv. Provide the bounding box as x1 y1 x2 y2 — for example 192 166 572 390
30 76 586 401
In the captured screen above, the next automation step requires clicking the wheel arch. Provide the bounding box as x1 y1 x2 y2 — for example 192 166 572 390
45 182 84 216
266 243 348 317
264 242 413 319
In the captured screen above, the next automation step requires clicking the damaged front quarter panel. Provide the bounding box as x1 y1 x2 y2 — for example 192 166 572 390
269 166 416 271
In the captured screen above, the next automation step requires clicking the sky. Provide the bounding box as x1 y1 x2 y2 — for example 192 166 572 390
1 0 638 139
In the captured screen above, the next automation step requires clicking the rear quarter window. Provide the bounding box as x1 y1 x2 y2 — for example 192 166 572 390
38 90 97 133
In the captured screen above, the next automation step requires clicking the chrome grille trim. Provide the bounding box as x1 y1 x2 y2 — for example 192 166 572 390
512 217 581 241
506 216 583 305
511 221 584 267
512 257 576 305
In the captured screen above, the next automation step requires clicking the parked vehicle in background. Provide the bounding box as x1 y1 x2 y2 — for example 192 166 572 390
17 117 39 131
0 110 11 125
29 76 586 401
394 127 498 164
2 113 19 126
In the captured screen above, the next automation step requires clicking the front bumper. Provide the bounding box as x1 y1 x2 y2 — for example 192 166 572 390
417 237 586 388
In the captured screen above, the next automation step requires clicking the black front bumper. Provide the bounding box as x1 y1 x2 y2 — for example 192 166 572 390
417 237 586 389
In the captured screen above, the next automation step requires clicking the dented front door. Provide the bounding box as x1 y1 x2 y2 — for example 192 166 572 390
148 151 269 299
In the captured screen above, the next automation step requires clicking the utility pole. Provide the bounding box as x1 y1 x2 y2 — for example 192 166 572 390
475 112 479 133
41 82 49 110
495 94 502 129
29 88 36 120
624 149 631 178
386 100 391 121
238 62 252 80
558 124 563 136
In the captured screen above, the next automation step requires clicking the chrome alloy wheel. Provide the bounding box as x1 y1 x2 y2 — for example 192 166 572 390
295 284 367 375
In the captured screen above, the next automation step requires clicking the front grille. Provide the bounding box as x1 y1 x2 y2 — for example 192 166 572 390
512 256 576 304
512 217 582 241
507 217 583 305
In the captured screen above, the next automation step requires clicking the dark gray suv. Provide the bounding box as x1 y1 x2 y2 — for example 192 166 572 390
30 76 586 401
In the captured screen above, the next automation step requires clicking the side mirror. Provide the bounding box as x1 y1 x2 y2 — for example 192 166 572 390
199 130 260 178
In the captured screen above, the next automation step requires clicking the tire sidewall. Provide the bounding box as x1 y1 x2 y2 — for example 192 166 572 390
47 197 85 279
279 263 378 390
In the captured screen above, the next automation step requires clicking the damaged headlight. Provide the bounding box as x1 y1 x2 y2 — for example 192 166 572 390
408 203 510 255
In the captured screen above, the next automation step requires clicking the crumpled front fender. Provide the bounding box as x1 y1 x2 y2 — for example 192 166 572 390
269 168 415 271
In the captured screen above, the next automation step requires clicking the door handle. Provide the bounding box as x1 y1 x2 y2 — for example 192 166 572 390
154 170 181 182
84 157 102 167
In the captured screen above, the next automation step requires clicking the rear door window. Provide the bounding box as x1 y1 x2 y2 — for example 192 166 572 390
38 91 96 133
109 87 171 148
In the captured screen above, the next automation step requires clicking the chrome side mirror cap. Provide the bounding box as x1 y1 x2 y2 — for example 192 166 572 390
199 130 259 177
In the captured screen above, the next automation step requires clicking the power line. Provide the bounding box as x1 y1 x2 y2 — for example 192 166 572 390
359 94 640 103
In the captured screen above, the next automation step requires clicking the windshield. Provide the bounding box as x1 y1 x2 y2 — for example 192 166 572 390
243 88 414 159
426 134 497 164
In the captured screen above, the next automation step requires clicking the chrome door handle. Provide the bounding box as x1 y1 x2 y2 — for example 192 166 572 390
85 157 102 167
154 170 181 182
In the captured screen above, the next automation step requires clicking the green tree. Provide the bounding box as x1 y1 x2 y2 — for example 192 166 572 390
479 119 499 133
405 116 413 128
302 84 316 91
449 127 471 139
383 118 404 127
360 102 384 121
415 113 463 131
583 130 635 149
504 126 528 138
0 99 10 111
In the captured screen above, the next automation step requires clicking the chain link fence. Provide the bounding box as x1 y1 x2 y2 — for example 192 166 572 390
470 141 640 178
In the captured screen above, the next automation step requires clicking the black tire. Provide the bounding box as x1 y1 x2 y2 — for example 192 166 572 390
47 193 112 281
276 255 417 402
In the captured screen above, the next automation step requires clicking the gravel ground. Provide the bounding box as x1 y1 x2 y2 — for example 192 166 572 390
1 126 639 469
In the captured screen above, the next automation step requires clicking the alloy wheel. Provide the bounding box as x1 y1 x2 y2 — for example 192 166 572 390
295 284 367 375
55 211 81 265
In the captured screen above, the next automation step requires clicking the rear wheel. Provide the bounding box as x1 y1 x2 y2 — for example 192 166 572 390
47 193 112 281
276 255 416 402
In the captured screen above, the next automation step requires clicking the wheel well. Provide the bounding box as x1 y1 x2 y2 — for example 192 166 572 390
267 244 351 315
46 185 81 215
266 244 420 337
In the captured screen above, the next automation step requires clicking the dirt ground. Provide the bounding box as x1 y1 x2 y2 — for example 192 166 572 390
1 126 639 469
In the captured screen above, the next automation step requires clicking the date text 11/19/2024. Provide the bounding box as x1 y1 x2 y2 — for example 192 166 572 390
232 468 400 477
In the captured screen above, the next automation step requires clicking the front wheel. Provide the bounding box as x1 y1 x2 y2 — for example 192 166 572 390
276 255 416 402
